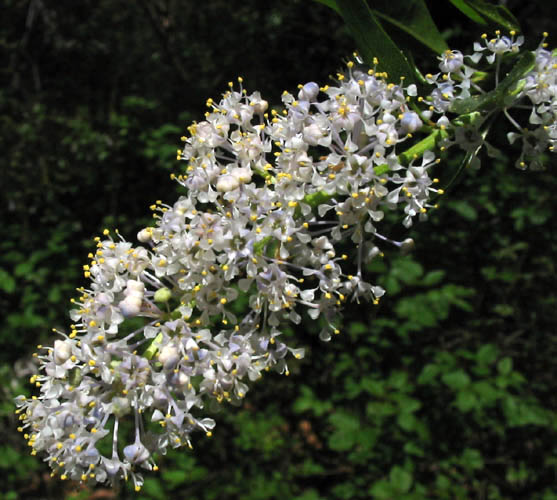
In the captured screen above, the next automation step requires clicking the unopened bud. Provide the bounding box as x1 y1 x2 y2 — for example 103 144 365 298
137 228 152 243
252 99 268 114
400 238 415 255
216 174 240 192
53 340 72 365
119 296 142 317
125 280 145 297
230 167 253 184
154 287 172 303
400 112 423 133
297 82 320 101
158 344 179 369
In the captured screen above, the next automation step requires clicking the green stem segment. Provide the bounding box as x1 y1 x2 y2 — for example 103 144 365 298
398 128 449 165
144 332 163 360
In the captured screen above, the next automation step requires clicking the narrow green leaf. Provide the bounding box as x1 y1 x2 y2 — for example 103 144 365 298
448 0 487 25
336 0 416 83
371 0 448 54
463 0 520 31
422 270 445 286
312 0 340 13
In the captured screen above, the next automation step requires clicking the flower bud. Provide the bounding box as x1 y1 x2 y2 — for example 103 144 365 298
298 82 320 101
439 50 464 73
125 280 145 297
137 228 152 243
216 174 240 192
154 287 172 303
119 296 142 317
123 441 150 464
303 123 325 146
400 238 415 255
158 344 180 369
252 99 268 114
112 397 131 418
400 112 423 133
53 340 72 365
230 167 253 184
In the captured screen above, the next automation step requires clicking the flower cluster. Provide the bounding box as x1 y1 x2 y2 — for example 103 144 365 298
16 35 556 490
426 31 557 169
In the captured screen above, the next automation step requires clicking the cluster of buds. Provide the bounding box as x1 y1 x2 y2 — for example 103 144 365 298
16 34 556 490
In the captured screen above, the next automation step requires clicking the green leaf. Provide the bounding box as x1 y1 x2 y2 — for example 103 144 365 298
442 370 471 390
328 411 360 451
455 390 478 412
449 200 477 221
472 381 500 405
0 268 15 293
397 412 419 431
404 441 425 457
313 0 339 13
371 0 448 54
161 469 188 487
388 370 409 390
476 344 499 364
369 479 395 499
391 257 424 284
336 0 416 83
448 0 487 24
293 489 322 500
461 448 484 470
390 466 413 493
461 0 520 31
497 357 513 375
361 377 386 396
422 270 445 287
418 363 440 385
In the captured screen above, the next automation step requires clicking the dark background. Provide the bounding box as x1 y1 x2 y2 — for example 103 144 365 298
1 0 557 498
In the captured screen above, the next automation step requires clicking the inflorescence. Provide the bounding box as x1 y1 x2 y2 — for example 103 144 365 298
15 34 557 490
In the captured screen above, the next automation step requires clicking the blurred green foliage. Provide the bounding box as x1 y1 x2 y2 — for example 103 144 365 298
2 0 557 498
